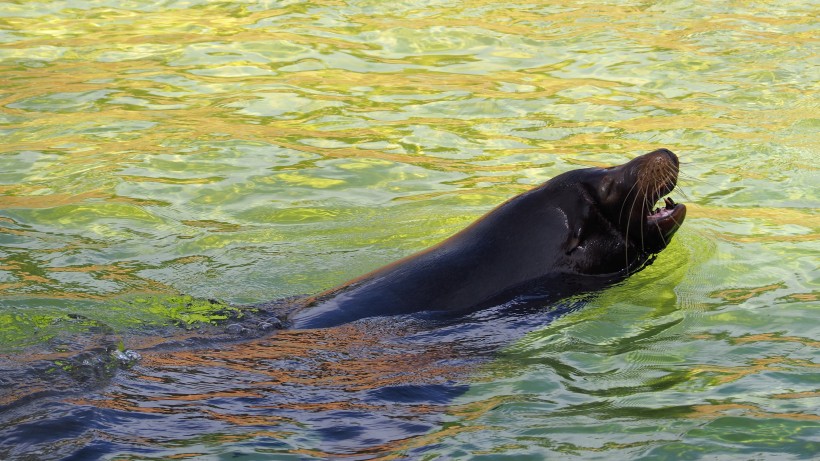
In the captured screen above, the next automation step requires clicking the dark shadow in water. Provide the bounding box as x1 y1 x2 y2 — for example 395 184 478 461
0 275 615 460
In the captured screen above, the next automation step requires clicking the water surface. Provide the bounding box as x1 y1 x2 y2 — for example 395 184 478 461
1 1 817 459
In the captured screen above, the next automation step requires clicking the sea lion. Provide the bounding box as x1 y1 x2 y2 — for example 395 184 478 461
290 148 686 329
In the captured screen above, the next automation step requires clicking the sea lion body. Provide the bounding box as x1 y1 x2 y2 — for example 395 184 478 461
291 149 686 329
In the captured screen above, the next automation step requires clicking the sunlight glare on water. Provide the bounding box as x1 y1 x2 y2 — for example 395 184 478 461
0 0 817 460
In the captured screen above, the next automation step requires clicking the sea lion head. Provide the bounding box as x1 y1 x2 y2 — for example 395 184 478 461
561 148 686 274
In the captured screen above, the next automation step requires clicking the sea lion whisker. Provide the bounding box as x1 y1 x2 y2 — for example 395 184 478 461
659 162 690 203
621 179 643 271
672 184 693 203
625 180 647 272
618 177 642 225
675 169 713 187
638 181 650 253
619 179 643 271
652 225 669 252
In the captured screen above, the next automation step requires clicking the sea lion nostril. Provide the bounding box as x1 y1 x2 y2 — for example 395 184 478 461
661 148 679 166
645 148 679 170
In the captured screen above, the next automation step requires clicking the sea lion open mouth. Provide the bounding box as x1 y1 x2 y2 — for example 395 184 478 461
648 196 681 222
639 154 686 245
647 196 686 241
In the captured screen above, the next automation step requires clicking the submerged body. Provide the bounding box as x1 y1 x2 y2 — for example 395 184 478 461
291 149 686 329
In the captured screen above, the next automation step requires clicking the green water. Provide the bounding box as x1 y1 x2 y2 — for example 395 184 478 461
1 0 818 459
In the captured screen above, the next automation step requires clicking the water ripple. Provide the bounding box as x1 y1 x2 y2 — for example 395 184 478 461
1 0 817 459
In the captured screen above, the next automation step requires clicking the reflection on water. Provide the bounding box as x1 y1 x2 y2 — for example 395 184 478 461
1 0 817 459
0 303 581 459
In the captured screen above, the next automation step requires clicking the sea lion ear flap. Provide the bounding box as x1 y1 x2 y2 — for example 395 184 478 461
563 199 594 255
565 225 584 255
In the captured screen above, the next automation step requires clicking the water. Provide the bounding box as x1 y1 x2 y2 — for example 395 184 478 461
1 0 817 459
